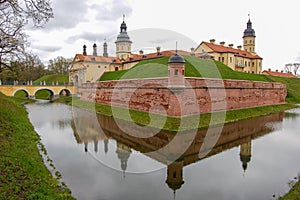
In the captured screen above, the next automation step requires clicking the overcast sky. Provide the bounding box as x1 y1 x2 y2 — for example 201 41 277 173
25 0 300 71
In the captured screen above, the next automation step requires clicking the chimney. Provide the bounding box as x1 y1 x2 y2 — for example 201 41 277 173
281 70 284 73
229 44 234 48
139 50 144 55
268 68 271 71
93 43 97 56
190 47 195 56
276 69 278 72
103 42 108 57
220 41 225 46
156 46 161 55
83 44 87 56
237 45 242 50
210 39 215 44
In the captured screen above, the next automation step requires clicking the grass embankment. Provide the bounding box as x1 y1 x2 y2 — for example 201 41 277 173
0 92 74 199
68 97 296 131
34 74 69 83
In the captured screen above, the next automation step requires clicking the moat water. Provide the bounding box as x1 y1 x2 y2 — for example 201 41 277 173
25 102 300 200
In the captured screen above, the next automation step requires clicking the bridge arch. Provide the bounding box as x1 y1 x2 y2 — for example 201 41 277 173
33 88 55 100
12 88 30 98
58 88 72 96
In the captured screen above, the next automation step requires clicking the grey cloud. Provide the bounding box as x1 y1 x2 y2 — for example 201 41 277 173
41 0 89 31
66 31 116 43
91 0 133 21
31 44 62 52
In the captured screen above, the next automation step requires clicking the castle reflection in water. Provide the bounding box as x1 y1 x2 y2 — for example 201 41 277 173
70 108 284 195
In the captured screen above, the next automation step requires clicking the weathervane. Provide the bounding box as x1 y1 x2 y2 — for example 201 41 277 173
123 14 125 22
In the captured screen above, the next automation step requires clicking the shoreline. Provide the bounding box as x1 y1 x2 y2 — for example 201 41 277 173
58 96 298 131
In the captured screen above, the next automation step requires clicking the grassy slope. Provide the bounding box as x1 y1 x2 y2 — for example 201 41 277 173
100 56 300 103
70 97 296 131
0 92 74 199
34 74 69 83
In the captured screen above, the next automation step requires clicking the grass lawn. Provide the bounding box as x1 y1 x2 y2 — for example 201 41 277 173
69 97 297 131
34 74 69 83
0 92 74 199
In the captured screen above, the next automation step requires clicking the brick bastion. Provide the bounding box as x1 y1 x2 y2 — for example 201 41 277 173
79 77 287 117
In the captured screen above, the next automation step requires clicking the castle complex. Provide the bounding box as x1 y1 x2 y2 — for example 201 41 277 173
69 17 263 85
195 19 263 74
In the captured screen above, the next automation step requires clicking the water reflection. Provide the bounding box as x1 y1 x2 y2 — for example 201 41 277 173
70 108 284 195
26 102 300 200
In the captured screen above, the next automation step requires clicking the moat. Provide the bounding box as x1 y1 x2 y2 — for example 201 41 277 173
25 102 300 200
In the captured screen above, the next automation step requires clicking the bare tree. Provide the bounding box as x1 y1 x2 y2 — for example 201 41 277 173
48 56 72 75
0 0 53 72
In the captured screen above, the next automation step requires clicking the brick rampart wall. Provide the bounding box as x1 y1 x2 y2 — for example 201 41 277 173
79 77 287 116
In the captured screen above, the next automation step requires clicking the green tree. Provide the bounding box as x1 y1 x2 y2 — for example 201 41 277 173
0 0 53 72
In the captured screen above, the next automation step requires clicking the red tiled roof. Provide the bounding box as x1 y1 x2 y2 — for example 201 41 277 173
262 70 297 78
202 42 262 59
122 50 191 63
73 50 192 65
74 54 118 63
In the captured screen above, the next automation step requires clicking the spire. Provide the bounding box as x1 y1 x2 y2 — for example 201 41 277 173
120 14 127 33
243 17 255 38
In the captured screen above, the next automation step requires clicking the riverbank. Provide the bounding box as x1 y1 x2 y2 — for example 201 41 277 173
280 180 300 200
55 97 298 131
0 93 74 199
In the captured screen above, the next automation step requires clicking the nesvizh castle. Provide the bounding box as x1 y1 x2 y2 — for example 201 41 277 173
69 17 263 85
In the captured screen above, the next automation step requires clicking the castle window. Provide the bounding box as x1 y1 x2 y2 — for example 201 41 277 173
182 69 184 75
248 62 250 67
121 46 124 50
98 65 101 68
245 40 247 44
250 47 252 52
222 57 224 62
230 57 232 63
218 57 221 61
175 69 179 75
252 62 255 67
250 40 252 44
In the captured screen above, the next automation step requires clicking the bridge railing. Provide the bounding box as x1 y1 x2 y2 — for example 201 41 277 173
0 80 74 86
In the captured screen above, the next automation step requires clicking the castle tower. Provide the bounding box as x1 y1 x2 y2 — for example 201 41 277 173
243 18 256 54
239 140 252 173
103 41 108 57
165 160 185 198
115 15 132 60
93 43 97 56
168 51 185 89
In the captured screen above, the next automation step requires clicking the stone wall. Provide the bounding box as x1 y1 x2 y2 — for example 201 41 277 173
79 77 287 116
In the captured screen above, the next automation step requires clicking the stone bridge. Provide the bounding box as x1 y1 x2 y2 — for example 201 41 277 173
0 84 77 99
